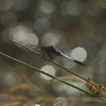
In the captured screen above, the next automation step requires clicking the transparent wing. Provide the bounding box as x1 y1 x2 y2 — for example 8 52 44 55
17 45 56 66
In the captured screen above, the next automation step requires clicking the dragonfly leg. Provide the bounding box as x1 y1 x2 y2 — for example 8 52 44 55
47 52 53 60
42 51 46 56
42 51 53 60
42 51 49 60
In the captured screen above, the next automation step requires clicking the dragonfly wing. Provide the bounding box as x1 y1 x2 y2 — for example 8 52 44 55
60 52 86 66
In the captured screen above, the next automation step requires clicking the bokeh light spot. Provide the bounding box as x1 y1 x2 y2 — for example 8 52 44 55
34 8 51 20
1 12 17 28
65 81 84 96
40 65 56 80
42 30 61 46
40 0 56 13
0 0 13 11
32 104 41 106
70 47 87 62
13 0 29 10
0 93 9 103
34 18 50 34
67 0 83 16
9 25 38 49
53 82 67 92
99 0 106 9
0 72 17 87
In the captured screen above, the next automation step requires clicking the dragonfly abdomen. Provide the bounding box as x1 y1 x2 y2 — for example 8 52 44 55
60 52 86 66
60 52 74 61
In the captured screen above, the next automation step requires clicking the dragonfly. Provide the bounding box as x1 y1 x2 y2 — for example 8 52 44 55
40 45 86 66
5 37 86 66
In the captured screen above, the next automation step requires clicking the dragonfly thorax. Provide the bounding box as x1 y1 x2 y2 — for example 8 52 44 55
41 45 61 56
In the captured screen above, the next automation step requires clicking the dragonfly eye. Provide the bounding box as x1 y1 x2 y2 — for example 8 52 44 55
41 45 45 49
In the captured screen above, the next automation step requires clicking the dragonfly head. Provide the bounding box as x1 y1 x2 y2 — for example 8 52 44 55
41 45 45 50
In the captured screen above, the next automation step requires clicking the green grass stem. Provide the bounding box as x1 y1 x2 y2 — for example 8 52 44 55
0 51 106 101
